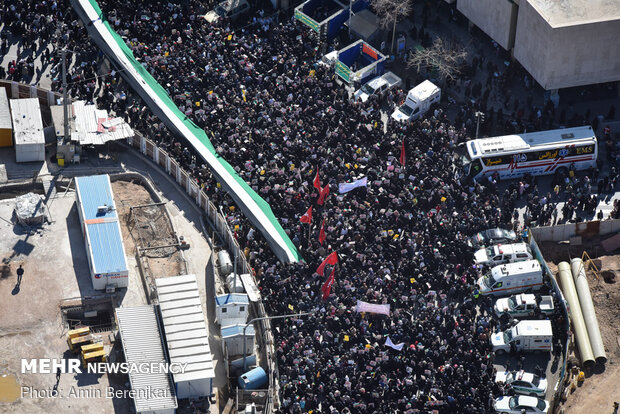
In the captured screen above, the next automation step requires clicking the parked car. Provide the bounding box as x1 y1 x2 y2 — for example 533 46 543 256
204 0 250 23
494 294 555 318
474 242 533 267
495 370 548 397
493 395 549 414
318 50 339 68
469 228 518 249
353 72 402 103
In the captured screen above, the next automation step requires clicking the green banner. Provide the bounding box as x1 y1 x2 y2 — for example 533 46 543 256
294 9 320 32
335 61 351 83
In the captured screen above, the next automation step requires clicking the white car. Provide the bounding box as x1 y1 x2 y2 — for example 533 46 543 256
494 395 549 414
318 51 338 68
495 370 548 397
474 243 532 267
353 72 401 103
204 0 250 23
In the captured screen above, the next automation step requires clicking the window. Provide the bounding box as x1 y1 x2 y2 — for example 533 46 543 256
493 255 502 261
222 308 228 313
534 339 542 343
239 306 245 312
516 253 529 258
494 282 503 288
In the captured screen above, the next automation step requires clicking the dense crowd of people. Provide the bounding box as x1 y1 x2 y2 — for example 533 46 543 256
1 1 611 413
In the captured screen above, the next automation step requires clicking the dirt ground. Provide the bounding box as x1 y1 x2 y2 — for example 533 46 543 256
112 180 184 278
538 241 620 413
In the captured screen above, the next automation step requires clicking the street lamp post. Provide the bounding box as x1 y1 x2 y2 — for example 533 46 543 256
475 111 485 139
242 311 315 371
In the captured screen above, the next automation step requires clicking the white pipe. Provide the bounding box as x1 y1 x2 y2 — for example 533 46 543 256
570 258 607 364
557 261 595 366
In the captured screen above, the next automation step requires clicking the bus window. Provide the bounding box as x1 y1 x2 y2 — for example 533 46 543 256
469 159 483 177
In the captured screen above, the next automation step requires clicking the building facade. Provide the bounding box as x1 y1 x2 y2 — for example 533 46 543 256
458 0 620 90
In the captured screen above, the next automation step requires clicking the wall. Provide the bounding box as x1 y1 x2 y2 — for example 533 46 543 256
530 219 620 241
457 0 518 50
514 1 620 89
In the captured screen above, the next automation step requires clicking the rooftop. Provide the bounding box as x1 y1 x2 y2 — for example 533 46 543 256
115 305 178 413
10 98 44 145
216 293 250 306
527 0 620 27
75 175 119 220
155 275 216 388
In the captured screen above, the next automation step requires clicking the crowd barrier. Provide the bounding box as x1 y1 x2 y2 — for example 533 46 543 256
127 132 280 412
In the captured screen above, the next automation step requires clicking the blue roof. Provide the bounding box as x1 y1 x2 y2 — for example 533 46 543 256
221 324 255 338
87 221 128 274
216 293 250 306
76 175 118 220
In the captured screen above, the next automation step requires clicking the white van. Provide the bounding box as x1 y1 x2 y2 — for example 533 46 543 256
474 243 533 267
491 320 553 354
391 80 440 122
477 260 543 296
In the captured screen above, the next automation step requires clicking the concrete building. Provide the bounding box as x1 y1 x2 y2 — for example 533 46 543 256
457 0 620 90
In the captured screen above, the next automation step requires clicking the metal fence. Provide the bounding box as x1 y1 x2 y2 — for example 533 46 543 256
126 133 279 412
0 80 61 125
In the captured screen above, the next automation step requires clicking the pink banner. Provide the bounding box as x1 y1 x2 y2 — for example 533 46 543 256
355 300 390 316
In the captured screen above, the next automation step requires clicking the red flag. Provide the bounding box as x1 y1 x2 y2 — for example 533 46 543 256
313 167 321 190
300 205 313 224
321 266 336 300
317 184 330 205
400 139 406 166
316 251 338 276
319 219 326 245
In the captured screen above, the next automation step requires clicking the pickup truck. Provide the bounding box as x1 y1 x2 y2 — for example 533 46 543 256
354 72 402 103
494 294 554 318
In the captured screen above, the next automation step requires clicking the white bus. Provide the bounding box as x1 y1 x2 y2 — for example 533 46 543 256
461 126 597 181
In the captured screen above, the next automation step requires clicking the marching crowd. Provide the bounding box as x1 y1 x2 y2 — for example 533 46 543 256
0 1 603 413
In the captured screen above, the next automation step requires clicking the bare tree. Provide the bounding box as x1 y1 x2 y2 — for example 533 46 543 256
407 38 469 84
371 0 413 53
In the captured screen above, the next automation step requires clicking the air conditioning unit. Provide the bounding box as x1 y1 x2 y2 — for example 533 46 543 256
105 284 116 294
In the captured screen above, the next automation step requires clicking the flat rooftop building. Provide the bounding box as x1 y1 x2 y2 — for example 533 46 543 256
10 98 45 162
458 0 620 90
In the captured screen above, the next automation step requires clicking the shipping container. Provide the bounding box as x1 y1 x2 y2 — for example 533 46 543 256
75 175 129 290
10 98 45 162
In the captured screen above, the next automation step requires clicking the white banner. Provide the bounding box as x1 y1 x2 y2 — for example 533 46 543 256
339 177 368 194
355 300 390 315
385 336 404 351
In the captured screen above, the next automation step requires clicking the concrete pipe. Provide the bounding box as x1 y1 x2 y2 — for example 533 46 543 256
570 258 607 364
557 261 595 366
